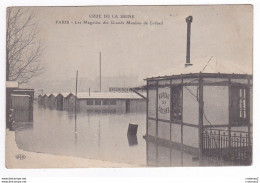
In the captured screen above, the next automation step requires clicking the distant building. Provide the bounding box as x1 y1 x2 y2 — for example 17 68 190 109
40 92 146 113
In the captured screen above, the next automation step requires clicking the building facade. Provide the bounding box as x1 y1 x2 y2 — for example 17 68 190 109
145 58 252 163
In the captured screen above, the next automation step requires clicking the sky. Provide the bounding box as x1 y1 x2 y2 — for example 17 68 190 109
22 5 253 88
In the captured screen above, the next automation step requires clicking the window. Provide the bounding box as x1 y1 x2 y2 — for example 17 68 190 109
230 86 249 124
103 99 116 105
148 90 156 118
171 85 183 122
103 99 109 105
95 99 101 105
110 99 116 105
86 99 94 105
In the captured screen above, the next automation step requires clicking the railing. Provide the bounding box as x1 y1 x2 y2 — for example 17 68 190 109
202 129 252 165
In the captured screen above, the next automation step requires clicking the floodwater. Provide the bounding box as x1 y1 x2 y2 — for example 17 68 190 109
14 104 226 167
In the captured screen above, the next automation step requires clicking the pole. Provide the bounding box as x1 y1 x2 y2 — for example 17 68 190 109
75 70 78 111
74 70 78 135
186 16 193 66
100 52 101 92
198 76 204 157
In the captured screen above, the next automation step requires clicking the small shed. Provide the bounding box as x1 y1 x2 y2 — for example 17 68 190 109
11 88 34 122
38 94 43 105
11 94 30 122
144 57 252 162
63 93 77 110
48 93 58 109
42 94 49 107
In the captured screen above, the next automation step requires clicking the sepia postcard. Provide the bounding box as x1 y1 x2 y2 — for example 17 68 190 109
5 5 253 168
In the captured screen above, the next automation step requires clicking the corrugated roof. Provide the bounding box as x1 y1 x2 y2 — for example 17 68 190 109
146 57 250 79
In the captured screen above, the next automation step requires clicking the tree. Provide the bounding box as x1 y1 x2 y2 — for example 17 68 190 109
6 7 44 84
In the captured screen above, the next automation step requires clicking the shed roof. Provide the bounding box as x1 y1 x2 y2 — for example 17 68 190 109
13 89 34 91
6 81 19 88
58 92 72 97
146 57 251 80
11 94 30 97
49 93 59 97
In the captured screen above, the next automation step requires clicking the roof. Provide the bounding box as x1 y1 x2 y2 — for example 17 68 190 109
11 94 30 97
77 92 146 99
49 93 59 97
146 57 251 80
58 92 72 97
41 92 146 99
39 92 71 97
13 89 34 91
6 81 19 88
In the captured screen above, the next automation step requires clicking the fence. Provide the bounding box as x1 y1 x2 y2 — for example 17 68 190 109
202 129 252 165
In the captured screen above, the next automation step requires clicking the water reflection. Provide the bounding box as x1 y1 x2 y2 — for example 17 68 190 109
127 135 138 146
14 105 228 166
15 105 147 165
146 140 231 167
14 121 33 131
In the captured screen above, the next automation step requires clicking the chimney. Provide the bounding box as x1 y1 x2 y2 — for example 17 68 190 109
185 16 193 67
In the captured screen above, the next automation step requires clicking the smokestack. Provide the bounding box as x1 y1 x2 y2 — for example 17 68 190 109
185 16 193 67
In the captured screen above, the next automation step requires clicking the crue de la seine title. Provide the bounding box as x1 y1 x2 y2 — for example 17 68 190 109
56 14 163 26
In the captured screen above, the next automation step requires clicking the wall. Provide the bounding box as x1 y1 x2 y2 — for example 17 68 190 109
64 95 78 110
171 123 181 143
77 99 126 113
43 96 49 107
183 86 199 125
203 86 229 125
129 99 146 112
182 86 199 148
116 99 126 113
148 119 156 136
147 86 200 149
148 90 156 118
158 121 170 140
48 96 57 108
250 86 253 124
11 95 30 122
11 95 30 111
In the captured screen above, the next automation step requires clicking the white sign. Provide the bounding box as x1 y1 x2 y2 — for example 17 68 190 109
158 87 170 120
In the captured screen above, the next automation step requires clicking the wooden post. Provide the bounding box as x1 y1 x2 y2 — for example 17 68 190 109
74 71 78 135
198 76 204 155
156 81 159 137
228 78 232 154
146 80 149 136
181 78 184 145
99 52 101 92
75 71 78 112
247 78 251 148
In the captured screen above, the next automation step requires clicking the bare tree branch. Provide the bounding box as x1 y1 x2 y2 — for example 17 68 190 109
6 7 44 84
